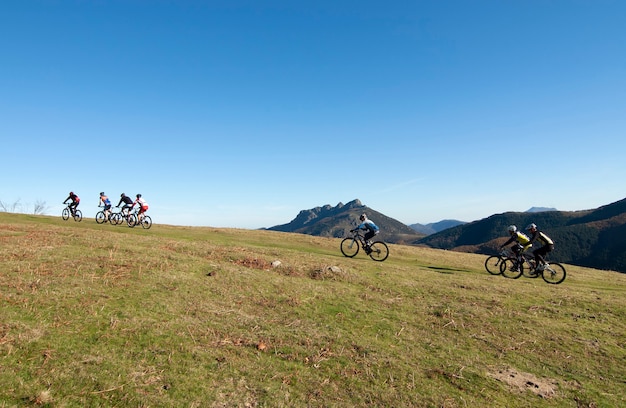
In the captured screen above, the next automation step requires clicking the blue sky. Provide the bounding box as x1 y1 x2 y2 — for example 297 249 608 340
2 1 625 229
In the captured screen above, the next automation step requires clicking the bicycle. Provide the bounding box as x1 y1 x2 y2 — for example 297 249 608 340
61 204 82 222
484 249 510 275
340 229 389 261
500 250 566 284
95 206 114 224
126 207 152 229
108 206 130 226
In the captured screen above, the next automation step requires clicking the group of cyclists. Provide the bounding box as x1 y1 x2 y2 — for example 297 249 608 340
62 193 552 271
63 191 149 223
499 223 554 274
352 212 555 275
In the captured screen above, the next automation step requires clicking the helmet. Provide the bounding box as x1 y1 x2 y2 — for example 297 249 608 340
359 213 367 221
69 191 74 195
526 223 537 231
507 225 517 233
120 193 125 197
136 194 142 198
100 192 105 196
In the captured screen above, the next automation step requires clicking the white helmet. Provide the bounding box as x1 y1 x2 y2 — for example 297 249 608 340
507 225 517 233
526 223 537 231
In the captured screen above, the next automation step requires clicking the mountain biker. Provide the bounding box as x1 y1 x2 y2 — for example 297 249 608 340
526 223 554 272
131 194 149 221
352 213 379 253
499 225 532 271
98 192 112 222
63 192 80 216
117 193 134 216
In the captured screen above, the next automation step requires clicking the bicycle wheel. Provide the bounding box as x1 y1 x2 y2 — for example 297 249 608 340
141 215 152 229
62 208 70 221
340 238 359 258
127 214 137 227
484 256 503 275
95 211 106 224
111 213 122 225
542 263 566 284
369 241 389 262
73 210 82 222
501 258 523 279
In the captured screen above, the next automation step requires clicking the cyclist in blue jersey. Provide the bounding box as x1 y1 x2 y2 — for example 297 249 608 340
351 213 380 253
99 192 112 222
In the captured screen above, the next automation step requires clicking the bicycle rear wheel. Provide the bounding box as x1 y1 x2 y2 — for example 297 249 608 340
110 213 122 225
485 256 503 275
542 263 566 284
369 241 389 262
501 258 523 279
73 210 82 222
340 238 359 258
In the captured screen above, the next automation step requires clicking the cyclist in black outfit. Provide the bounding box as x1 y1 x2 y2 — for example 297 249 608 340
117 193 134 216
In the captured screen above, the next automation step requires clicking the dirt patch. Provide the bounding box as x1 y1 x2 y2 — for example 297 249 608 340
488 367 558 399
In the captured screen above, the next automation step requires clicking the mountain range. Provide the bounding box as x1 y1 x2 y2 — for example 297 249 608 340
268 197 626 273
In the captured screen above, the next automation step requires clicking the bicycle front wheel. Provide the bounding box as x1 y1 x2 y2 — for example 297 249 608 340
62 208 70 221
542 263 566 284
485 256 503 275
73 210 82 222
127 214 137 227
141 215 152 229
369 241 389 262
110 213 121 225
95 211 106 224
340 238 359 258
501 258 523 279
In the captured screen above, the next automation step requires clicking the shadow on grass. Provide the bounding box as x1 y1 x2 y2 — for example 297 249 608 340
426 266 467 274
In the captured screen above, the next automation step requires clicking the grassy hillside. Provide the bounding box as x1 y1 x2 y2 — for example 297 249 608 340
1 213 625 407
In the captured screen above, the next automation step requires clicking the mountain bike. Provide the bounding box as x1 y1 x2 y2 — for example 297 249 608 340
340 230 389 261
126 207 152 229
500 251 566 284
109 207 131 226
484 249 509 275
95 206 113 224
62 204 82 222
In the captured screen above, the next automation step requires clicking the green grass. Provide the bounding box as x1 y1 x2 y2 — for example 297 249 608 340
1 212 625 407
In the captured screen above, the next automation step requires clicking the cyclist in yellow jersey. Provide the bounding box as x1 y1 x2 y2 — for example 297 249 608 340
526 223 554 271
499 225 532 271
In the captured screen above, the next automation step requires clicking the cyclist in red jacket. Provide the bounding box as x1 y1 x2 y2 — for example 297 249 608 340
63 192 80 216
132 194 149 221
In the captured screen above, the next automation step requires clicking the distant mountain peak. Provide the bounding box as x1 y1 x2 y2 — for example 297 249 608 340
526 207 558 213
268 199 419 242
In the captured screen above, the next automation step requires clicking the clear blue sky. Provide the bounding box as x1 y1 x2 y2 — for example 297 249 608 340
2 1 625 229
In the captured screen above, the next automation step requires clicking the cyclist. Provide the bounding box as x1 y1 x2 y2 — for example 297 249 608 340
499 225 532 271
526 223 554 272
116 193 134 216
98 192 112 222
63 191 80 216
131 194 149 222
352 213 379 253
